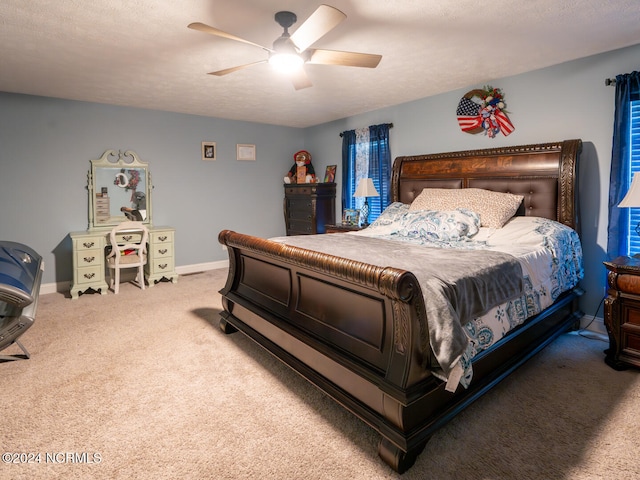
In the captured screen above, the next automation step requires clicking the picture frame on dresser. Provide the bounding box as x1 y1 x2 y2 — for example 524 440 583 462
342 209 360 226
324 165 336 183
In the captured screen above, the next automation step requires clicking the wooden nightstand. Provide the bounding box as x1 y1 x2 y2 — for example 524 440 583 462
324 224 363 234
603 255 640 370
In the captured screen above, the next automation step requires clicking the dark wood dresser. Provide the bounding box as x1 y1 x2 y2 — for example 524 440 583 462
284 183 336 235
604 255 640 370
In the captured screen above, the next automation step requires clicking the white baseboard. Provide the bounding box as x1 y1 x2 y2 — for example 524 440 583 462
39 260 230 295
579 314 607 336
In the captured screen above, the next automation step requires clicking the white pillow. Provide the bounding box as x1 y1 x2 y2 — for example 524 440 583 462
409 188 523 228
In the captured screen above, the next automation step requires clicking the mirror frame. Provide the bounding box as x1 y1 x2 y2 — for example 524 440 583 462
88 149 153 229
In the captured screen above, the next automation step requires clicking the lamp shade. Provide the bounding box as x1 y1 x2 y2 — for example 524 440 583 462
619 174 640 207
353 178 380 198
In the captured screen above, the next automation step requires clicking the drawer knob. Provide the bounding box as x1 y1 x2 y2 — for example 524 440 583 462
83 241 95 248
159 249 168 255
83 272 95 279
159 236 168 242
122 235 133 241
83 256 95 263
159 263 168 270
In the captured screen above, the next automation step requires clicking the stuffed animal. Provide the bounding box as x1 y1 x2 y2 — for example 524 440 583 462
284 150 316 184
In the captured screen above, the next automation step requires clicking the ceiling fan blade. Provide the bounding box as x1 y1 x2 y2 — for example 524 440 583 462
188 22 271 51
308 49 382 68
290 5 346 52
208 60 267 76
290 68 313 90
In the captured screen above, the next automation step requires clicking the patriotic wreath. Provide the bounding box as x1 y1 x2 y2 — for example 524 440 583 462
456 86 514 138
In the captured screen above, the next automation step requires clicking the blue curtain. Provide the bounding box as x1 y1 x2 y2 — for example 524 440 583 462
341 129 356 212
341 124 391 220
607 71 640 259
368 124 391 217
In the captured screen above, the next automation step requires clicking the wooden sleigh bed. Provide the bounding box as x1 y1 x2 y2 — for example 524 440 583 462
217 139 584 473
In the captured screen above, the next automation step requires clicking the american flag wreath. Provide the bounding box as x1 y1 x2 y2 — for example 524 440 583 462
456 87 514 138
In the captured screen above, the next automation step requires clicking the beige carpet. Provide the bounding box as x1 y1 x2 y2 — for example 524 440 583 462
1 269 639 479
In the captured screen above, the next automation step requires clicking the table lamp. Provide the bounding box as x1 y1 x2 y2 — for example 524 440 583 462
353 178 380 226
619 174 640 235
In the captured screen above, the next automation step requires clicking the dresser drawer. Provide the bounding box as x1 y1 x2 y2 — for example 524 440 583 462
151 231 174 244
152 245 173 258
288 220 313 234
289 200 313 211
113 232 144 244
76 238 101 250
150 258 175 273
285 186 317 195
76 265 104 285
75 248 103 267
289 209 313 222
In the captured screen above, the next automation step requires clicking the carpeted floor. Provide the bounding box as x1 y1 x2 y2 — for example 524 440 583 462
1 269 639 479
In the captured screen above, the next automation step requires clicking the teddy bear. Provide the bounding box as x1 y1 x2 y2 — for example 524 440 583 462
284 150 316 184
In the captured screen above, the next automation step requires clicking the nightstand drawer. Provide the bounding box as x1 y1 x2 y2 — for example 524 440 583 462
622 323 640 352
604 255 640 370
626 307 640 326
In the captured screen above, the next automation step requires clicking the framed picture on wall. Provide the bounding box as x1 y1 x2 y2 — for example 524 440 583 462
202 141 216 161
236 144 256 161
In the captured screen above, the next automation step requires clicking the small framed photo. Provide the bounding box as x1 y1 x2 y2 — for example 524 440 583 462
342 209 360 226
202 142 216 161
236 144 256 161
324 165 336 183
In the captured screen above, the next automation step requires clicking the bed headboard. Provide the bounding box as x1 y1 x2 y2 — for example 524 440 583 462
391 139 582 231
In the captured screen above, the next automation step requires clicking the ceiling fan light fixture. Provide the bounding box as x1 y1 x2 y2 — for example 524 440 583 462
269 34 304 73
268 52 304 73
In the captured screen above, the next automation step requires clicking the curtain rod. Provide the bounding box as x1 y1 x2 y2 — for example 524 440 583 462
605 78 616 86
339 123 393 137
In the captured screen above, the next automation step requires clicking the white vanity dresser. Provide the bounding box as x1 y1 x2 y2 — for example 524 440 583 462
70 150 178 300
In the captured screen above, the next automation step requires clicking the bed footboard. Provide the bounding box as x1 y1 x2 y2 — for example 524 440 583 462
218 229 583 472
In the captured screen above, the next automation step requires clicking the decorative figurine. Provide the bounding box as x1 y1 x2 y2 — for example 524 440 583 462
284 150 316 184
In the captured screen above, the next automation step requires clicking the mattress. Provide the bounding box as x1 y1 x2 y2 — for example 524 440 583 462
271 211 583 389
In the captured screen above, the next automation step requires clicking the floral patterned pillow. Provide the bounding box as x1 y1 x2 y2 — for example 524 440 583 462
409 188 524 228
395 208 481 241
365 202 410 234
371 202 409 225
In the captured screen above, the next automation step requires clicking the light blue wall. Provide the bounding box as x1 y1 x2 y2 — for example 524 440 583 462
0 94 304 285
304 43 640 317
2 43 639 316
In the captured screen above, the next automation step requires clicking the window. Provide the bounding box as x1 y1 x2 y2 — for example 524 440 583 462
626 96 640 255
341 124 392 225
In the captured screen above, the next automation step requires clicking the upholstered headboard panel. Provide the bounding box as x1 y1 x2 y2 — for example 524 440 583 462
391 140 582 231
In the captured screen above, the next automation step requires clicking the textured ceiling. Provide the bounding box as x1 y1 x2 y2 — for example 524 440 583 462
1 0 639 128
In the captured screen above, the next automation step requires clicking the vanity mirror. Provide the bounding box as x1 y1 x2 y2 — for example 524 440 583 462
88 149 153 229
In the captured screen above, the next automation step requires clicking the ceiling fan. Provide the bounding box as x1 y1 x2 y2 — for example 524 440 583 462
188 4 382 90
